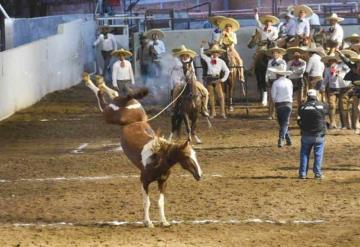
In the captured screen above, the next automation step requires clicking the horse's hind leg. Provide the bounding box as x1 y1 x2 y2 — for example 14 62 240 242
158 179 170 227
141 183 154 228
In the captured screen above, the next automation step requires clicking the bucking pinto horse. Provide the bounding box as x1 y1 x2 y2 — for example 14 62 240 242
83 73 202 228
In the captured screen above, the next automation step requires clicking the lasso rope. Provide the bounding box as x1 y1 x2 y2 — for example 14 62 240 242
147 83 187 122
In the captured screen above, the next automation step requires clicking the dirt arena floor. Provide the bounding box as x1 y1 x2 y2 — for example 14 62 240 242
0 84 360 247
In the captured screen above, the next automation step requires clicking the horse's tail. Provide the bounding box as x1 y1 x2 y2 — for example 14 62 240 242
127 87 149 100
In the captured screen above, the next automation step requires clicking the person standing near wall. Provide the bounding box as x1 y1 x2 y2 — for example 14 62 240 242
298 89 328 179
146 29 166 78
112 48 135 96
93 25 117 77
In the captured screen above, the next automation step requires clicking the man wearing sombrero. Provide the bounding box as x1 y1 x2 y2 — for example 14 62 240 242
322 54 351 129
208 15 226 46
254 8 279 47
200 42 230 119
343 33 360 49
269 67 294 147
265 46 287 116
325 13 344 54
146 29 166 77
172 45 210 117
305 45 325 99
278 12 296 43
93 25 118 76
111 48 135 96
287 47 307 104
293 5 312 45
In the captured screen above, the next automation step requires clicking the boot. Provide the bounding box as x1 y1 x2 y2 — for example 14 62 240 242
262 92 268 106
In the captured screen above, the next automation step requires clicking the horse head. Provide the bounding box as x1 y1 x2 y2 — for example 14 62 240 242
247 28 261 49
113 88 149 107
176 140 202 181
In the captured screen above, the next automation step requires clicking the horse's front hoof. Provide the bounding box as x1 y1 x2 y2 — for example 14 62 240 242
161 221 171 227
144 221 155 228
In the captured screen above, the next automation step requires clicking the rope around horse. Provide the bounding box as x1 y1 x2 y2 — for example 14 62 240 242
147 83 188 122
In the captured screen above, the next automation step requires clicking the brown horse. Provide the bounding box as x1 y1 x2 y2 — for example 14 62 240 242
83 73 202 228
169 63 204 144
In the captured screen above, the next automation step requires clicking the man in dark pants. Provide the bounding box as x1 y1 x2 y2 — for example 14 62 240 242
298 89 328 179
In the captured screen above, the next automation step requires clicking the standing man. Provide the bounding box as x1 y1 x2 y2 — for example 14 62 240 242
298 89 328 179
200 43 230 119
146 29 166 78
305 45 325 100
93 25 117 77
287 47 307 105
270 67 294 147
112 48 135 96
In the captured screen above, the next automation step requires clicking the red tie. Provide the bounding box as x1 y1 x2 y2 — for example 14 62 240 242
211 59 217 65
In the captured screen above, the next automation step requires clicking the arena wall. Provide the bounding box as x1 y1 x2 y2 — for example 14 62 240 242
0 19 96 121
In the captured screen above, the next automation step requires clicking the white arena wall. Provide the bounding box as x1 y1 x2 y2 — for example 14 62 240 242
0 19 96 121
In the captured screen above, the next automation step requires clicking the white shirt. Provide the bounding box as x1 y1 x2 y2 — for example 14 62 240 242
306 54 325 77
296 18 310 37
287 58 307 79
271 77 293 103
308 13 320 26
266 58 287 82
323 63 351 89
149 39 166 57
255 13 278 41
209 28 222 44
112 60 135 87
169 57 184 89
93 33 117 51
200 47 230 82
328 23 344 44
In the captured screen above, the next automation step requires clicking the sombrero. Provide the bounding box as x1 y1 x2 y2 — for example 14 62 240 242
205 44 226 54
305 44 325 56
286 46 306 54
145 29 165 39
351 43 360 52
267 67 293 76
259 15 280 25
173 45 197 58
209 15 227 27
352 80 360 87
218 17 240 31
111 48 133 57
340 49 358 59
321 54 341 64
344 33 360 43
326 13 344 22
293 5 314 18
350 55 360 62
266 46 286 56
287 5 295 13
172 46 183 54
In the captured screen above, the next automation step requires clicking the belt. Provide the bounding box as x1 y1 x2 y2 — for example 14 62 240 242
205 75 220 81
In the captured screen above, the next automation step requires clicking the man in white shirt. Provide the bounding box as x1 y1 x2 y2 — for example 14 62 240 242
305 46 325 100
325 13 344 54
200 43 230 119
254 9 279 47
279 12 297 40
208 15 226 46
111 49 135 96
322 55 351 128
293 5 312 45
287 47 307 104
93 26 118 76
265 46 287 118
146 29 166 77
269 67 294 147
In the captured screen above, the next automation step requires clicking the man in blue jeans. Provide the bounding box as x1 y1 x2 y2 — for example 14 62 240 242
298 89 329 179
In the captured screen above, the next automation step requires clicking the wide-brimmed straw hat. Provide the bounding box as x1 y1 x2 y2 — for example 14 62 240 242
321 54 341 64
267 46 286 56
294 5 314 18
268 67 293 76
259 15 280 25
145 29 165 39
174 45 197 58
305 44 326 56
344 33 360 43
205 44 226 55
352 80 360 87
340 49 358 59
286 46 306 54
218 17 240 31
350 43 360 52
111 48 133 57
326 13 344 22
350 54 360 62
209 15 227 27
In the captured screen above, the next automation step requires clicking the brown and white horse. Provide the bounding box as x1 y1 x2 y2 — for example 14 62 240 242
83 73 202 228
